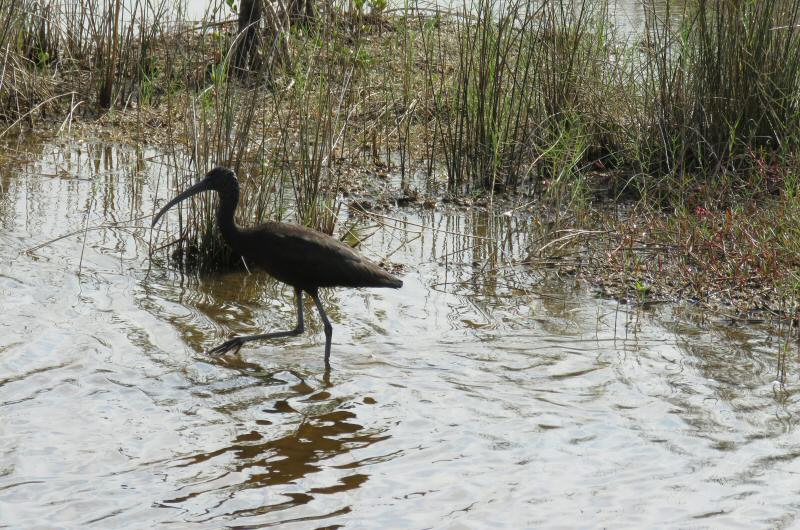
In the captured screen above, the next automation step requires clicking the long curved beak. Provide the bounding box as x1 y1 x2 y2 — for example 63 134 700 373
151 178 210 227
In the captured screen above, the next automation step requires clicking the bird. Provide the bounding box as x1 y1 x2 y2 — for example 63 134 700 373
151 166 403 369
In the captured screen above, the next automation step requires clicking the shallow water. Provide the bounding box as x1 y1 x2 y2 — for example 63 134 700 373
1 139 800 529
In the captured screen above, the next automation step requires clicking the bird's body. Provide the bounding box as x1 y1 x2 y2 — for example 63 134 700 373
152 167 402 368
232 222 402 290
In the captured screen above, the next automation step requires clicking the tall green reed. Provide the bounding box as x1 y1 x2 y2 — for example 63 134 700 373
423 0 620 200
639 0 800 196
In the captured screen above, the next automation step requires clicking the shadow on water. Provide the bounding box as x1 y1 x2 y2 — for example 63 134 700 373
2 138 800 528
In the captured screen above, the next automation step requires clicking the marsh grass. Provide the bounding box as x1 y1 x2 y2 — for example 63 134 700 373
420 0 632 207
0 0 179 128
0 0 57 124
636 0 800 202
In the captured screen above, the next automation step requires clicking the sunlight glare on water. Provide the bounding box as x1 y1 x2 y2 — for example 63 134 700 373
1 138 800 529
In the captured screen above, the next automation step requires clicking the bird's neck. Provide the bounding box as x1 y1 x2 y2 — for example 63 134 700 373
216 187 241 244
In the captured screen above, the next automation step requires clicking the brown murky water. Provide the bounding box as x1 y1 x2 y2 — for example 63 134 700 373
2 139 800 529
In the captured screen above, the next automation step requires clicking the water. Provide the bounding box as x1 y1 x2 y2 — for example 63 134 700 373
1 139 800 529
177 0 679 31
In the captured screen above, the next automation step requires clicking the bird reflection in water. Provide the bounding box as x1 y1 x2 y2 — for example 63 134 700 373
160 366 388 522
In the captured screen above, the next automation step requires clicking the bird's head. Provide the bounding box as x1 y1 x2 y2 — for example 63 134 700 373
202 166 238 192
151 166 239 227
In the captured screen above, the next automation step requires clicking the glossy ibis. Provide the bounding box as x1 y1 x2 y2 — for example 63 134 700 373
151 167 402 369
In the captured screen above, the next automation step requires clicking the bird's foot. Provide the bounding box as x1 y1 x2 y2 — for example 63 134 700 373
208 337 246 357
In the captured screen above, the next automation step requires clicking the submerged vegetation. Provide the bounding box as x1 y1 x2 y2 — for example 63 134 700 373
2 0 800 320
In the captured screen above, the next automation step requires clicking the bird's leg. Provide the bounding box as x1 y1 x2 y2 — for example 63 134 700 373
208 287 305 357
308 290 333 369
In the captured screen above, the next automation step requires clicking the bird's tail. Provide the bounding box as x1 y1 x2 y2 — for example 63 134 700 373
385 277 403 289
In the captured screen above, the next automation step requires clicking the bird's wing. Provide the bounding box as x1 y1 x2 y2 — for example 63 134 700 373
259 222 362 260
243 222 393 288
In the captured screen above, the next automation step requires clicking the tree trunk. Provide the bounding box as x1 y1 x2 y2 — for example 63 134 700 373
233 0 263 76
